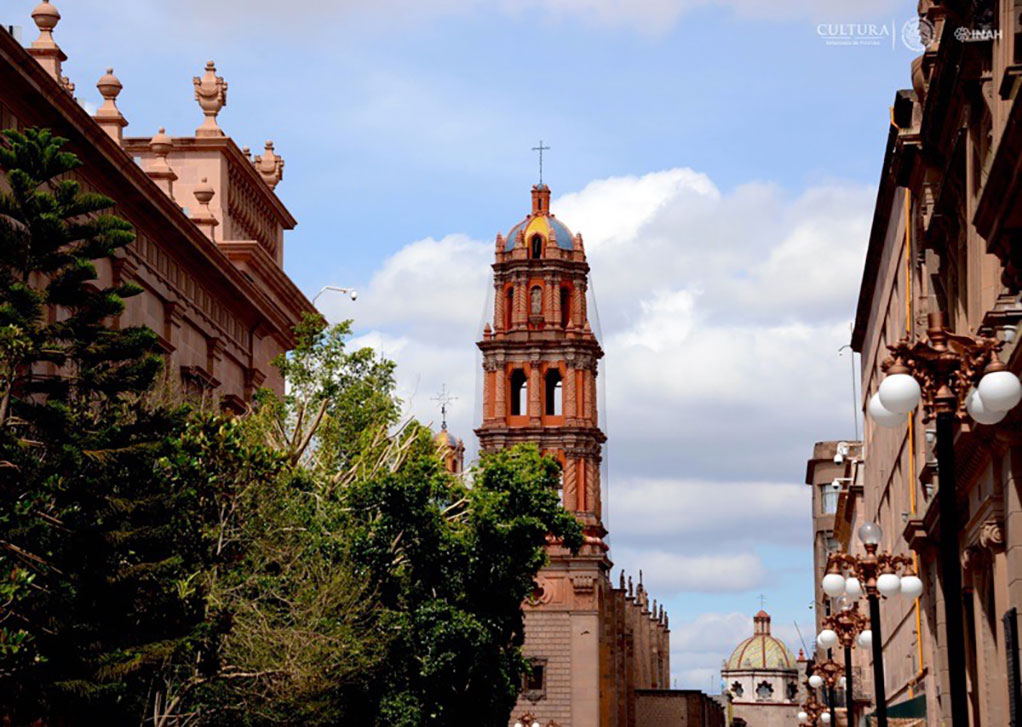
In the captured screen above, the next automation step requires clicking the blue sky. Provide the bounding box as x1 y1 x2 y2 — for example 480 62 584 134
25 0 922 689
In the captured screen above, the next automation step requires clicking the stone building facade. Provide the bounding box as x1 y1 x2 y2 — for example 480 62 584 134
845 2 1022 724
720 611 802 727
1 1 313 406
476 184 670 727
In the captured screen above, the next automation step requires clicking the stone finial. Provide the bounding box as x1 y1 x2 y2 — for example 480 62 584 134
146 128 177 199
619 570 625 590
627 575 634 598
193 61 227 137
495 233 504 253
190 177 219 240
252 140 284 190
28 0 67 83
94 68 128 143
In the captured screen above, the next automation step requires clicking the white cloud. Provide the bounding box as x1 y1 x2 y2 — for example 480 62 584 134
613 550 767 594
93 0 909 38
610 478 808 548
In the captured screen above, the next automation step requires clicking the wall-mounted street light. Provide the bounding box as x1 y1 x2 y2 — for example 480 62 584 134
312 285 359 307
867 311 1022 727
821 522 922 727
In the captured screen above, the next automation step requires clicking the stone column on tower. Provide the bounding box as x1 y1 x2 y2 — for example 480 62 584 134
494 281 506 332
528 359 541 424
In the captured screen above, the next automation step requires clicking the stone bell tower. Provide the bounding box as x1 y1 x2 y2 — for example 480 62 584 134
477 183 613 727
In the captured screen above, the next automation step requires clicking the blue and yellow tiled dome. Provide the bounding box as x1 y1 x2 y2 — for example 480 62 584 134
505 184 576 251
725 611 797 671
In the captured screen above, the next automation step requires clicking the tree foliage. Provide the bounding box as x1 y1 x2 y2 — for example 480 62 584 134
0 128 214 724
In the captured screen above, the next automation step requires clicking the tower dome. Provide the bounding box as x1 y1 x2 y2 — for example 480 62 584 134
504 184 576 252
725 611 797 670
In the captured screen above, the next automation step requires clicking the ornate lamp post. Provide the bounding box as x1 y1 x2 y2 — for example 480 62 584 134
797 676 832 726
821 523 924 727
808 658 843 726
816 595 869 723
513 714 540 727
868 311 1022 727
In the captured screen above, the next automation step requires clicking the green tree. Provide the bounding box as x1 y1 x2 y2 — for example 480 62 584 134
341 433 582 726
180 318 582 727
0 128 215 724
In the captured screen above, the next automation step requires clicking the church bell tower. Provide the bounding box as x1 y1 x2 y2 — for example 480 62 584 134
476 182 612 726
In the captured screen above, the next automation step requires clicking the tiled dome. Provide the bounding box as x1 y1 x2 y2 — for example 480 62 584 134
725 611 797 671
505 188 576 252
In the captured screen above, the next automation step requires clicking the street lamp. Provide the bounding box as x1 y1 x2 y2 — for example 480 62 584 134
868 311 1022 727
513 714 541 727
798 676 831 726
822 522 921 727
818 595 869 724
312 285 359 307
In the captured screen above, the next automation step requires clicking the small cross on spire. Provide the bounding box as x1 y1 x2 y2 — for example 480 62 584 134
759 594 767 610
532 140 550 184
431 384 458 431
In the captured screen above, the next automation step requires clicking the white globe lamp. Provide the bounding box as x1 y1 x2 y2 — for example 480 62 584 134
822 573 846 598
900 574 924 598
868 393 907 429
858 629 872 648
820 712 832 724
844 577 863 599
797 711 809 723
817 629 839 649
877 573 902 597
858 522 882 547
878 371 921 414
966 389 1008 425
809 674 824 689
977 368 1022 411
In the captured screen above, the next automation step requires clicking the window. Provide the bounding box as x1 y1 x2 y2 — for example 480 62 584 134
731 681 744 698
505 287 514 330
821 480 840 514
756 681 774 700
560 287 570 327
545 369 563 416
510 369 527 416
786 681 798 701
531 234 543 259
522 659 546 702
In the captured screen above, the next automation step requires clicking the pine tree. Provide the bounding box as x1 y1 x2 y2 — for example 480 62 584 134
0 128 213 724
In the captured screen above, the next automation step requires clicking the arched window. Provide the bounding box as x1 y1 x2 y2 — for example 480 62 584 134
560 286 571 328
530 234 543 259
530 286 542 316
505 287 514 330
545 369 562 416
510 369 527 416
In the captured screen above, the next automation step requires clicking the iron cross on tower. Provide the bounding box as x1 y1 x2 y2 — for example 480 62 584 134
431 384 457 431
532 140 550 184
